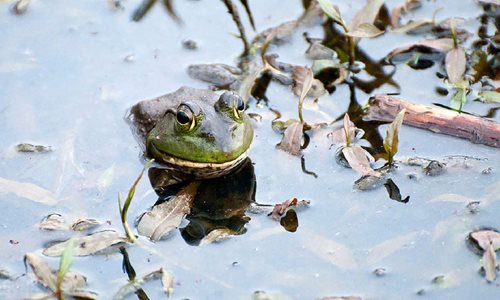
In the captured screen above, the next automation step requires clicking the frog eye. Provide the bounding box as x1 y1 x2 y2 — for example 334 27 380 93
217 91 245 120
176 104 196 131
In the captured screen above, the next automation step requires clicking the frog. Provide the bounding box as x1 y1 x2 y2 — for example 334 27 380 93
127 87 253 179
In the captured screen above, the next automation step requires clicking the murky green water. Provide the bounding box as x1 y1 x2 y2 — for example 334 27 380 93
1 0 499 299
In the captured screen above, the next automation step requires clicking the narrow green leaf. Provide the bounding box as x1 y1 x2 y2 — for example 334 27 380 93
383 109 406 164
450 88 467 111
317 0 346 28
346 23 384 38
57 238 75 288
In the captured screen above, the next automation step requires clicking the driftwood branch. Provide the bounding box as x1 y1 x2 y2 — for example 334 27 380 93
364 94 500 148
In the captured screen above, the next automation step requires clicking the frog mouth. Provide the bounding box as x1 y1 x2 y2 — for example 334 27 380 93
148 143 249 172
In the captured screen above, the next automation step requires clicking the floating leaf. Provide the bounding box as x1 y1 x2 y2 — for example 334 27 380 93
268 197 310 221
317 0 345 28
387 38 454 62
383 109 406 164
0 177 57 205
342 145 379 176
43 230 128 257
470 230 500 251
39 214 66 231
15 143 52 153
160 267 174 296
392 19 433 34
137 182 198 241
276 121 304 156
367 231 420 265
346 23 384 38
483 242 497 282
478 91 500 103
445 47 466 84
70 218 100 232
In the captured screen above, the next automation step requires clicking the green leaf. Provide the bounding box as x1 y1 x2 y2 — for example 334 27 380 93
450 88 467 111
317 0 346 28
478 90 500 103
383 109 406 164
445 47 466 84
57 238 75 291
346 23 384 38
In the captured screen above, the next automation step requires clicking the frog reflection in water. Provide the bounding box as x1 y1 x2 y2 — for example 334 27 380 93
128 87 256 244
148 158 256 245
128 87 254 179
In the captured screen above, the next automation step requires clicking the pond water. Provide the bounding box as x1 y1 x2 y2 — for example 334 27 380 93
1 0 499 299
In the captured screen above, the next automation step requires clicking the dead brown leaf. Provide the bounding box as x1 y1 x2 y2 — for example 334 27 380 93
43 230 128 256
137 182 199 241
348 0 385 32
342 145 379 177
268 197 310 221
445 47 466 84
276 121 304 156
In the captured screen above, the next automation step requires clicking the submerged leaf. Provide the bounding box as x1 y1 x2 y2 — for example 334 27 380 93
367 231 420 265
0 177 57 205
199 228 238 246
301 231 359 270
276 121 304 156
445 48 466 84
137 182 198 241
383 109 406 164
346 23 384 38
43 230 128 256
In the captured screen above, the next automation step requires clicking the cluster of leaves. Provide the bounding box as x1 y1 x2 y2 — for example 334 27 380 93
329 109 406 192
386 0 500 111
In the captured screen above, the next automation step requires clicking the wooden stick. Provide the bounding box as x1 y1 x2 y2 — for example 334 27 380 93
363 94 500 148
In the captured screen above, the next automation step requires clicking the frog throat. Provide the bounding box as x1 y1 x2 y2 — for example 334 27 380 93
148 142 249 170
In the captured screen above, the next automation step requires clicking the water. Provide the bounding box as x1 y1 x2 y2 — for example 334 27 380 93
1 0 499 299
